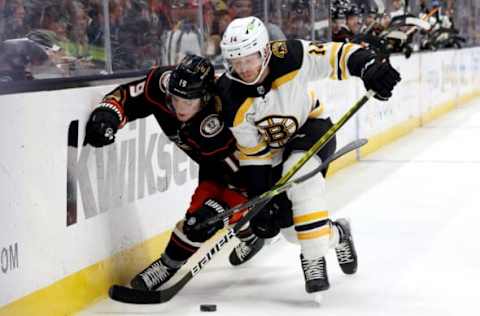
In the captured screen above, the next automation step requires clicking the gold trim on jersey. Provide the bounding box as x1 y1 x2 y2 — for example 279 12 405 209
294 210 329 225
340 43 355 80
238 150 272 161
297 226 331 240
237 141 268 155
271 70 299 90
329 42 341 80
308 103 325 118
233 97 255 127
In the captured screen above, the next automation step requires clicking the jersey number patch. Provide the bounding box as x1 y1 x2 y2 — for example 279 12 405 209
129 81 146 97
256 115 299 148
308 42 326 56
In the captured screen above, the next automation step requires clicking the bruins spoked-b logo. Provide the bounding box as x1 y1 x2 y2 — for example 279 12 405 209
271 41 288 58
200 114 224 138
256 115 298 148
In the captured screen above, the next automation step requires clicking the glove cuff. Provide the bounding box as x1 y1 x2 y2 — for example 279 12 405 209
97 100 126 127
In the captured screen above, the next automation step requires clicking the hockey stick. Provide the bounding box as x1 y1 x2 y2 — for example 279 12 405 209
109 90 375 304
196 137 368 230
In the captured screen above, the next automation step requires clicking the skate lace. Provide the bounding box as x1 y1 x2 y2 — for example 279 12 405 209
336 240 354 264
302 257 326 281
140 260 171 289
235 240 253 261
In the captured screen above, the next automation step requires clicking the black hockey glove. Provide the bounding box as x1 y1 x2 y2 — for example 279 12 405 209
361 58 401 101
85 106 121 147
250 201 281 239
183 199 227 243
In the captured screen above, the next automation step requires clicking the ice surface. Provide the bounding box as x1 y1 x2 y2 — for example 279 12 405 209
78 99 480 316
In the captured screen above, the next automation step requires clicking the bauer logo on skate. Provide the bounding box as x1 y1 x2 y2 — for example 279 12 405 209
66 118 198 226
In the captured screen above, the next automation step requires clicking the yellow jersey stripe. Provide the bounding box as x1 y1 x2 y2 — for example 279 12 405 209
237 142 268 155
233 97 255 127
271 70 299 89
293 210 329 225
297 226 331 240
340 43 355 80
308 103 325 118
238 151 272 161
329 42 341 80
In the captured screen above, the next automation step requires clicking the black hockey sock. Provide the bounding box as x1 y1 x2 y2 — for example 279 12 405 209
237 226 257 243
164 232 200 263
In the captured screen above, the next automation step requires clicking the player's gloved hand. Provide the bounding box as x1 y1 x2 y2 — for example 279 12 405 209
250 201 280 239
361 58 401 101
183 198 227 243
85 105 121 147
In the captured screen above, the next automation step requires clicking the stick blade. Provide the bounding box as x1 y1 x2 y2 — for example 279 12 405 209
109 285 166 304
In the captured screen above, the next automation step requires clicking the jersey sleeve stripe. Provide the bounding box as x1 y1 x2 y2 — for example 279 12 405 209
336 44 345 80
329 42 341 79
340 43 356 80
233 97 255 127
271 70 299 89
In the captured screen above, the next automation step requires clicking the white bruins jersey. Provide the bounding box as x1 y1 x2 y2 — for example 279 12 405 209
217 39 363 167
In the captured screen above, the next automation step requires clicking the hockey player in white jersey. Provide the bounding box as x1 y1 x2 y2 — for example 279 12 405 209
216 17 401 294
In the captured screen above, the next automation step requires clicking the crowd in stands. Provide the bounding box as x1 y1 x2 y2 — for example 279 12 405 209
332 0 466 56
0 0 476 82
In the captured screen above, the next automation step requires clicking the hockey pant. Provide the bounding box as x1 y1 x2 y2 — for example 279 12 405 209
162 181 253 267
280 118 342 260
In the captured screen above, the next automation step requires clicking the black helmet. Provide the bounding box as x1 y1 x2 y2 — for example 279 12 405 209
168 55 215 101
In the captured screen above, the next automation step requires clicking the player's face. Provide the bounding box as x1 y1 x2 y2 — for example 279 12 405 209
347 16 360 33
229 52 262 84
171 95 202 122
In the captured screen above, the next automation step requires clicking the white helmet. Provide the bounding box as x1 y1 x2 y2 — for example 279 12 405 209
220 16 271 85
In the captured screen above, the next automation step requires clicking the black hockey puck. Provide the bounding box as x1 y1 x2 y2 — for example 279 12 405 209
200 304 217 312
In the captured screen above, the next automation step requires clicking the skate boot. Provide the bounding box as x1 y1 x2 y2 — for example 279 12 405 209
300 254 330 293
334 218 358 274
229 236 265 266
130 256 180 291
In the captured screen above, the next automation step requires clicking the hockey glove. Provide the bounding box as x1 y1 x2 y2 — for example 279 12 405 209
361 58 401 101
85 106 121 147
183 199 227 243
250 201 281 239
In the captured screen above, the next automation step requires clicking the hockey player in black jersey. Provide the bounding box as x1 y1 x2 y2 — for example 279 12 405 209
217 17 400 294
84 55 264 291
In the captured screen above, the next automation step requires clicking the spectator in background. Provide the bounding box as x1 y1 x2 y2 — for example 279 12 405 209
65 1 103 74
331 1 347 38
38 3 69 41
161 0 204 66
227 0 286 40
0 36 48 81
284 0 312 40
2 0 29 40
115 0 156 70
332 2 361 42
390 0 405 19
0 0 6 41
206 3 232 64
